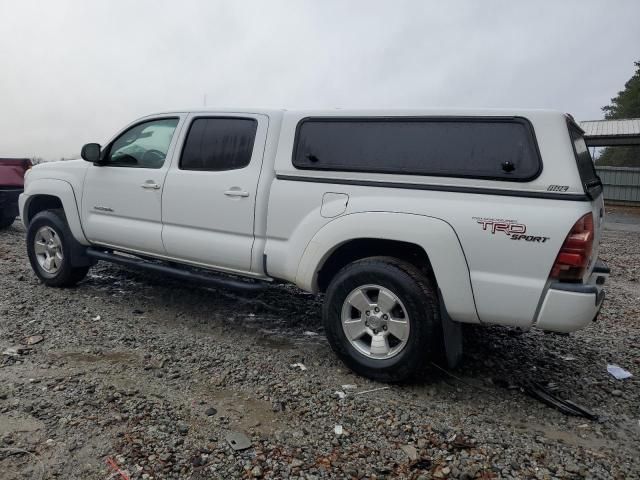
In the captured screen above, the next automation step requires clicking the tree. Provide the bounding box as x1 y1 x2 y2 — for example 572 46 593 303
602 60 640 120
596 60 640 167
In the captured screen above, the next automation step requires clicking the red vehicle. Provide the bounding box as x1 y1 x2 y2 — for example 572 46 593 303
0 158 32 229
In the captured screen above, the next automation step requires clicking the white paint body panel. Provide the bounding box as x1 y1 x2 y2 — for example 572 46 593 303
82 165 168 255
292 212 479 324
81 114 186 255
535 265 607 332
161 113 269 272
19 107 606 333
536 289 599 332
20 175 89 244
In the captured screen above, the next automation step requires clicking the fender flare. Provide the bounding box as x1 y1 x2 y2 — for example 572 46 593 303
22 178 89 245
296 211 480 324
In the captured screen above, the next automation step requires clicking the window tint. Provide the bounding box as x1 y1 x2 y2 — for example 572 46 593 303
107 118 179 169
180 118 257 171
293 118 541 180
568 124 603 197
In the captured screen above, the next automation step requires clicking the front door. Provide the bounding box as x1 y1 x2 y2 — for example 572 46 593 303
161 114 268 273
81 116 183 255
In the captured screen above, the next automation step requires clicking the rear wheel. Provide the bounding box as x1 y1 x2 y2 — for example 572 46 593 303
26 210 89 287
323 256 441 382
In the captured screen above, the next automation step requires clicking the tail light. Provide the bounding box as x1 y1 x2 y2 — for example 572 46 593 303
550 213 594 281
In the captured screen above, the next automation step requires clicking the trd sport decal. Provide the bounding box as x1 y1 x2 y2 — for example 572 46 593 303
472 217 550 243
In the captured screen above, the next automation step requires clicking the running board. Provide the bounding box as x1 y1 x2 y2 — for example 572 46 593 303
86 248 267 292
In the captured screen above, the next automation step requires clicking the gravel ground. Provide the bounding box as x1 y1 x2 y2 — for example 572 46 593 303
0 220 638 479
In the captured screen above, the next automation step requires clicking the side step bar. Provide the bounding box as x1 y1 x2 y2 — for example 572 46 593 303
86 248 267 292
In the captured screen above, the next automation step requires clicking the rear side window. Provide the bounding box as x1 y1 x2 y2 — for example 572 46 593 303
180 117 257 171
293 118 541 181
568 123 603 198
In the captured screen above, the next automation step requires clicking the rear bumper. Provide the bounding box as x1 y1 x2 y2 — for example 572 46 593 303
535 260 609 333
0 188 22 217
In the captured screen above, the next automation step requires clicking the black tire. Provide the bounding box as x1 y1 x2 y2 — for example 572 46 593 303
323 256 441 382
0 215 15 229
26 209 90 287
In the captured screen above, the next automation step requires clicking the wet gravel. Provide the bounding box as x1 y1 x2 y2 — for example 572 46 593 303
0 220 639 479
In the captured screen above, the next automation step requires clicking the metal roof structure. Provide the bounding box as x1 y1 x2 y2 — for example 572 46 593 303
579 118 640 146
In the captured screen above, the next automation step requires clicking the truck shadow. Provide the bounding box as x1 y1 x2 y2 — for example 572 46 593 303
84 260 603 392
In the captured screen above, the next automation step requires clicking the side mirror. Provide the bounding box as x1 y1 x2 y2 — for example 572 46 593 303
81 143 101 163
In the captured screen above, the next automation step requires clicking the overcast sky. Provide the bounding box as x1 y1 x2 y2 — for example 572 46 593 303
1 0 639 159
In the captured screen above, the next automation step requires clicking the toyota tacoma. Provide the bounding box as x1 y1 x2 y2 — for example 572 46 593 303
19 109 609 381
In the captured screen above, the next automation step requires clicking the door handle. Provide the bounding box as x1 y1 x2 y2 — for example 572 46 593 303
93 205 114 212
141 182 161 190
224 189 250 198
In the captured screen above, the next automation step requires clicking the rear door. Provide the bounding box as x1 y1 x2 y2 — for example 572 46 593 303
161 113 268 273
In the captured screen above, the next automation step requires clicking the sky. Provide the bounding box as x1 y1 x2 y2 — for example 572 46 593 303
1 0 639 160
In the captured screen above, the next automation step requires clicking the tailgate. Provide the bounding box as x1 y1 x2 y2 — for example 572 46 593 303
0 158 32 188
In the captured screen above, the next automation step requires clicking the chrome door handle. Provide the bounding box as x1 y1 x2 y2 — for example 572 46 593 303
224 189 249 197
141 182 161 190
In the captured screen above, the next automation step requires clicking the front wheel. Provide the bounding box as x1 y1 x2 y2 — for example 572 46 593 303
323 256 441 382
26 210 89 287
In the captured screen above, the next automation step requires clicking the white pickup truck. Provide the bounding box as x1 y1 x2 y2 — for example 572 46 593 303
19 108 609 381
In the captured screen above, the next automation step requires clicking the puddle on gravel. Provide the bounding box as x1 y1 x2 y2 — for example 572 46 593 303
0 414 46 480
204 388 282 435
47 351 139 364
514 421 614 451
255 335 294 350
0 413 45 437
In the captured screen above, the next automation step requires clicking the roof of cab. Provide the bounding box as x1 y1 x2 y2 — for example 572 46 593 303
152 107 562 118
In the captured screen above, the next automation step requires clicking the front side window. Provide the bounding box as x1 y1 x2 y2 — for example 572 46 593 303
180 117 257 171
293 117 542 181
105 118 179 169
